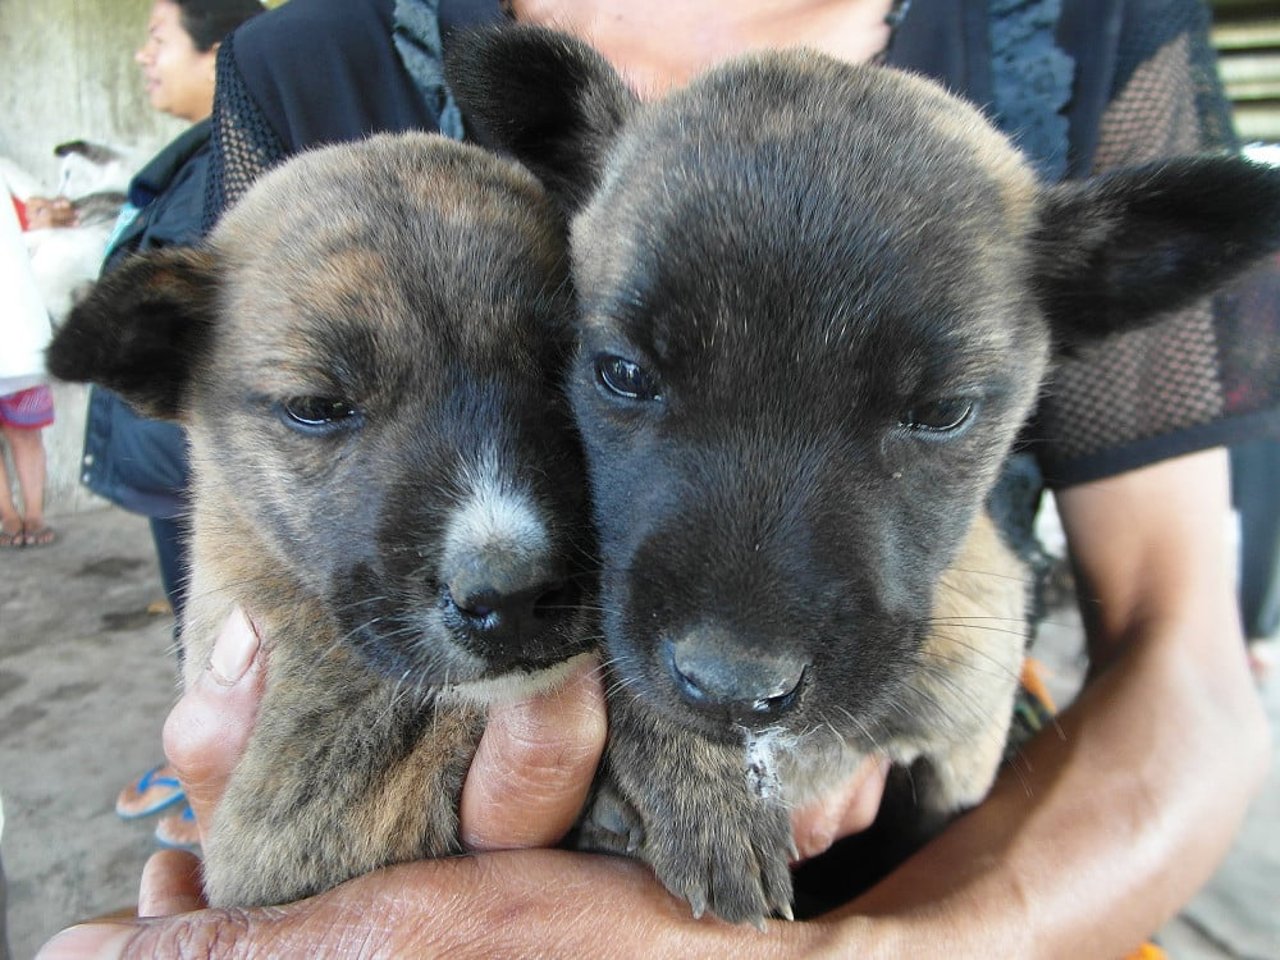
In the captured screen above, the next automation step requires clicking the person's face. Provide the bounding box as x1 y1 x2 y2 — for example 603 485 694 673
135 0 218 122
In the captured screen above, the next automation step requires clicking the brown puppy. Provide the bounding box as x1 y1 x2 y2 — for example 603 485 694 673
448 26 1280 924
47 132 595 907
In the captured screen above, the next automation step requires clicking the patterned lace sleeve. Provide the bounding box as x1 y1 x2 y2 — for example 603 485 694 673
202 30 288 232
1032 0 1280 486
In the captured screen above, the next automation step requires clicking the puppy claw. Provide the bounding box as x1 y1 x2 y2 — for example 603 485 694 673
688 895 707 920
762 846 796 922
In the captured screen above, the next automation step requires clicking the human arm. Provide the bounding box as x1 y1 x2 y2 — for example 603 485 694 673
35 606 887 959
829 448 1271 957
818 4 1276 937
48 473 1264 960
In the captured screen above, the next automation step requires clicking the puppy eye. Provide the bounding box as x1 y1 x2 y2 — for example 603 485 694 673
596 355 662 401
901 398 974 434
280 396 361 434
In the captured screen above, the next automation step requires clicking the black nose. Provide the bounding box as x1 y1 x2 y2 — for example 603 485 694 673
665 631 808 722
443 554 578 661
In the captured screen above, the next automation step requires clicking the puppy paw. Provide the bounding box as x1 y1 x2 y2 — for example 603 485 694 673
643 794 795 926
595 700 798 925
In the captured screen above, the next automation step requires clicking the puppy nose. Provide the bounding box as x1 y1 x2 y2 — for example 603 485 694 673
666 631 808 721
444 553 576 651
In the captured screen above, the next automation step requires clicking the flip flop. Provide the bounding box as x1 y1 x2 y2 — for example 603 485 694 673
116 763 186 819
21 524 56 548
155 803 202 852
0 519 22 548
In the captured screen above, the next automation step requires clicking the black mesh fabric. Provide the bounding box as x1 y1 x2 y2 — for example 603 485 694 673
203 30 289 233
1031 0 1280 486
202 0 445 231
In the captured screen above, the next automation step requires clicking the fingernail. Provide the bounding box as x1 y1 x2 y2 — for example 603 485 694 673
209 605 260 686
35 924 131 960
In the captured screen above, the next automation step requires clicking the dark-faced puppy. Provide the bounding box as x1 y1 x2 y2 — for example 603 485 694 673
448 27 1280 924
47 132 594 907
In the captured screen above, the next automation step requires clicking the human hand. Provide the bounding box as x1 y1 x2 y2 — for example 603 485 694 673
37 606 619 957
790 755 890 862
25 195 78 229
50 848 847 958
36 608 885 958
147 607 608 856
152 607 884 860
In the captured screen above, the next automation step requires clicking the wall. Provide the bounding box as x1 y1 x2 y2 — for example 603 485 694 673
1 0 186 515
0 0 183 183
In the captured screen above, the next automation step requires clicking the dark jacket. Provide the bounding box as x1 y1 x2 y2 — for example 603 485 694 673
80 121 210 518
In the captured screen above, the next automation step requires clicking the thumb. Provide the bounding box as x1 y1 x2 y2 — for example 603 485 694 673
138 849 206 917
162 605 265 845
460 654 607 851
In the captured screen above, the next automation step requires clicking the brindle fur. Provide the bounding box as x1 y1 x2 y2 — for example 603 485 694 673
47 132 595 907
448 26 1280 923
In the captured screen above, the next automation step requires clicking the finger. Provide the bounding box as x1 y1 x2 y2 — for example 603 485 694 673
460 654 607 851
791 755 891 862
163 605 265 845
138 850 206 917
34 853 700 960
34 860 509 960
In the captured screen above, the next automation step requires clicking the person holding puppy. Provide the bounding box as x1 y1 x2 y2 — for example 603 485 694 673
37 0 1276 957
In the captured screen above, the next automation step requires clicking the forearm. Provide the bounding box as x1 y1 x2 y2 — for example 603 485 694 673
824 452 1271 958
838 616 1267 957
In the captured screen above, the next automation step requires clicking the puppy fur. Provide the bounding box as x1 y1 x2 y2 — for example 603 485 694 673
47 132 595 907
448 26 1280 923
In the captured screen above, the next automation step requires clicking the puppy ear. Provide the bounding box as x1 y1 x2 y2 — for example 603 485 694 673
1033 155 1280 346
46 247 221 420
445 24 637 212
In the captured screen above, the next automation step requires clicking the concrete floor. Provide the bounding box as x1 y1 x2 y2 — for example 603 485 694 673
1 505 1277 959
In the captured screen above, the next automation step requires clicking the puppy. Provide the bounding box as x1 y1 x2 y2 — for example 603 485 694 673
448 26 1280 924
47 131 595 907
